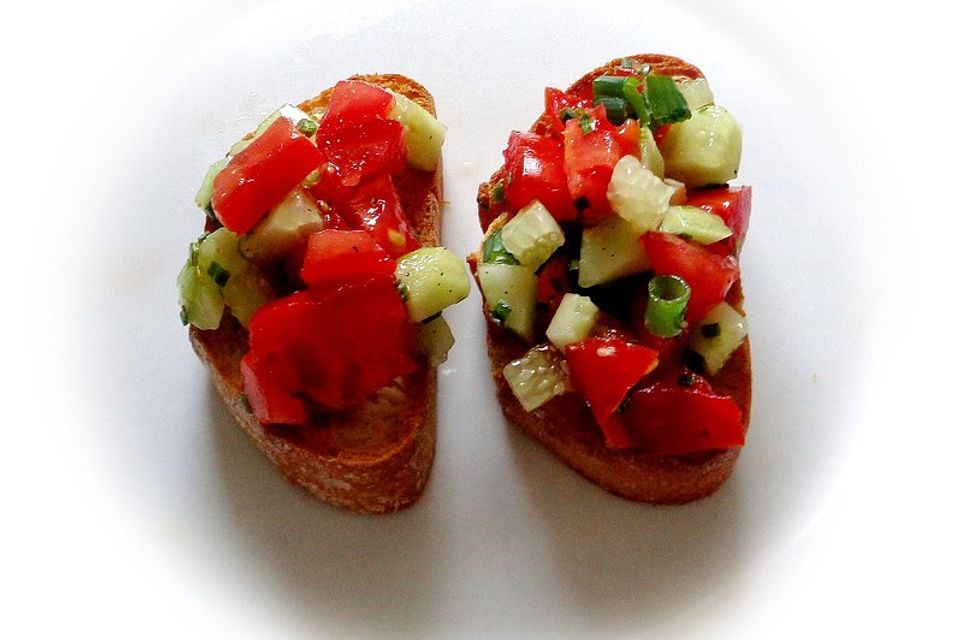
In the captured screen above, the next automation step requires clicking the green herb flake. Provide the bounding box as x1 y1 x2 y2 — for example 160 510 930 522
179 305 189 326
491 299 512 323
578 112 596 134
396 281 410 301
491 181 506 203
206 261 231 287
239 394 252 414
481 229 519 265
678 371 695 386
296 118 318 137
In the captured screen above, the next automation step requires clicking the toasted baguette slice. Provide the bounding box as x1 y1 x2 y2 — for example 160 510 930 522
190 74 443 513
474 55 751 504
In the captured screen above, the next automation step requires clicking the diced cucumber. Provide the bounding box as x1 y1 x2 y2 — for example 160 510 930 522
417 315 456 365
677 77 714 111
578 216 650 288
238 187 324 265
195 157 228 212
196 228 248 277
395 247 471 322
177 262 224 330
500 200 565 269
607 155 674 232
477 263 537 342
638 126 665 179
546 293 599 349
502 344 570 412
388 90 447 171
689 302 748 375
659 205 733 244
222 269 272 327
193 228 272 327
661 105 742 187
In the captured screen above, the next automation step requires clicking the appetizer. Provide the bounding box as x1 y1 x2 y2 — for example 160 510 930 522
180 75 468 513
473 55 752 503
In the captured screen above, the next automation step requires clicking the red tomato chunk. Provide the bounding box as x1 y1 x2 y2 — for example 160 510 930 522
622 381 743 456
337 175 419 257
212 117 323 234
299 229 394 287
566 337 659 448
245 278 415 414
502 131 577 222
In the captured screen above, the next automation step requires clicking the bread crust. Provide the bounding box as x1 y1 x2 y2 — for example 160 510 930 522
190 74 443 513
474 55 752 504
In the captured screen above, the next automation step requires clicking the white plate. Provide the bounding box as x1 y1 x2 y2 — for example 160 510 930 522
8 0 948 637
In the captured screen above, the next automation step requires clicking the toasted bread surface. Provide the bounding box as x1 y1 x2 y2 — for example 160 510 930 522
190 74 442 513
475 55 752 504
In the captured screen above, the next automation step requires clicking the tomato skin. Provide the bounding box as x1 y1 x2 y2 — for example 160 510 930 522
565 337 660 448
240 352 306 425
316 117 406 188
502 131 577 222
643 232 740 323
247 278 415 411
561 107 622 223
621 380 744 456
319 80 394 130
685 186 752 253
299 229 394 286
212 117 323 234
336 175 419 257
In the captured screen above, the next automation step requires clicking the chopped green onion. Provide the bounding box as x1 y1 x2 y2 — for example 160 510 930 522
645 75 691 129
491 181 506 203
296 118 318 137
482 228 520 265
700 322 721 338
622 76 649 127
206 261 231 287
491 299 512 322
593 75 630 98
644 274 691 338
189 232 209 266
593 96 628 125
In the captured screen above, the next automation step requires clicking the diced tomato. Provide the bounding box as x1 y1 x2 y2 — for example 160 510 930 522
502 131 577 222
299 229 394 286
565 337 659 448
535 255 572 315
315 117 406 188
543 87 590 135
621 380 744 456
685 186 752 253
240 352 306 425
318 80 395 130
562 106 622 223
337 175 419 257
247 278 415 410
212 117 323 234
643 232 740 323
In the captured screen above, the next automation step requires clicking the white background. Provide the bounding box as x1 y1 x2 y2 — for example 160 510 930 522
2 1 953 638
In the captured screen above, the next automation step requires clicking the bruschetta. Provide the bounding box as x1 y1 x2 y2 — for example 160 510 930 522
179 74 468 513
472 55 752 504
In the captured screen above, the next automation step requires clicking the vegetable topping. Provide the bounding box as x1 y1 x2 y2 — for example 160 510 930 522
184 79 464 427
481 61 750 456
